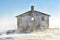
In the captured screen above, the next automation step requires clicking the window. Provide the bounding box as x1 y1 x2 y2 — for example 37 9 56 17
42 16 45 21
31 17 34 21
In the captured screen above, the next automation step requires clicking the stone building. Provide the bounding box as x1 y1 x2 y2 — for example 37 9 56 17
16 6 50 32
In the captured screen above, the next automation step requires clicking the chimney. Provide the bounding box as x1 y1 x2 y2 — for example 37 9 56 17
31 6 34 11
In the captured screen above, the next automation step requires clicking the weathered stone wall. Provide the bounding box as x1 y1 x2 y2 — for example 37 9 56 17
17 12 49 32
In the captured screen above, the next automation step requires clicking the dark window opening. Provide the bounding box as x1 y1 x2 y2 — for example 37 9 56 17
42 16 45 21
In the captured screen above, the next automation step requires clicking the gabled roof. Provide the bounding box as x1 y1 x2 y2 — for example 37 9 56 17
16 10 50 17
16 6 50 17
16 11 30 17
34 11 50 16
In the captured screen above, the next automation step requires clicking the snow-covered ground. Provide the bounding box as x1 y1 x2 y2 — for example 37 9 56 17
0 28 60 40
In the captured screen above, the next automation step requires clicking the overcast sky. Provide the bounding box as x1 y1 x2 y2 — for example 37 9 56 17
0 0 60 31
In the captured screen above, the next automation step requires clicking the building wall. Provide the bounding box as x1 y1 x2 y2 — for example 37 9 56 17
17 12 49 32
